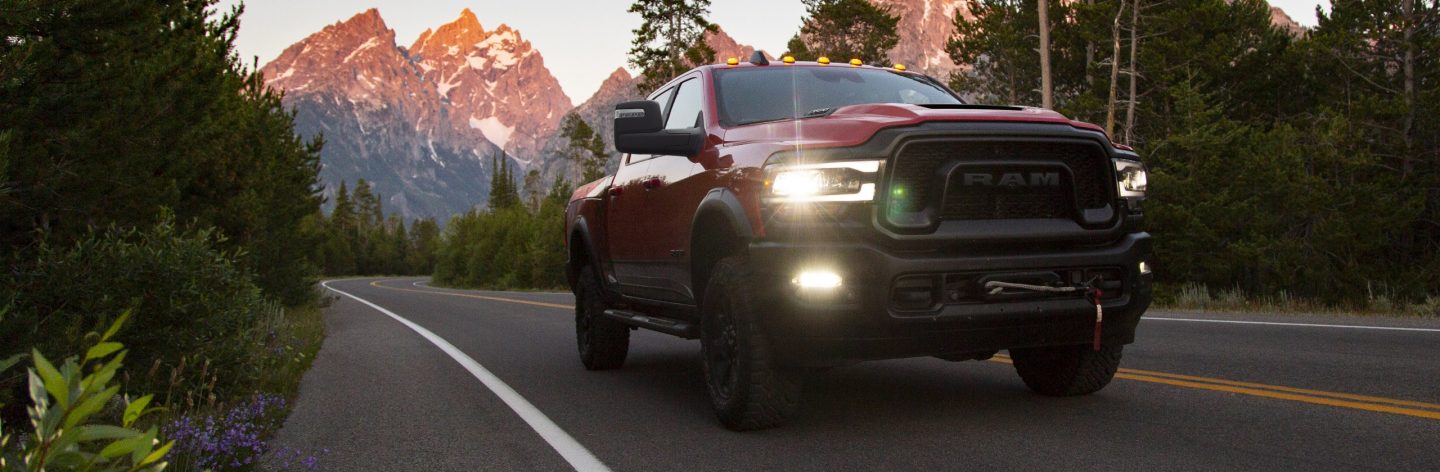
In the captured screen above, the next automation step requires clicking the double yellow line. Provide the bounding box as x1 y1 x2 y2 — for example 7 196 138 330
367 279 573 309
990 354 1440 420
362 278 1440 422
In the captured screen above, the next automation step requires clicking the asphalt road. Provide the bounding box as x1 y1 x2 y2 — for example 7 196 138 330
274 277 1440 471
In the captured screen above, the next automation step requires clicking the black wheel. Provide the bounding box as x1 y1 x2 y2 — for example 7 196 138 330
700 256 802 431
575 265 628 370
1010 344 1123 396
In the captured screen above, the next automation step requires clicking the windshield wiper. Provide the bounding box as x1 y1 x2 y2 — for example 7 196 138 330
734 108 838 126
803 107 836 118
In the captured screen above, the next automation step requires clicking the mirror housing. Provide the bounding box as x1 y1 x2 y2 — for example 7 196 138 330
614 101 664 134
614 101 705 157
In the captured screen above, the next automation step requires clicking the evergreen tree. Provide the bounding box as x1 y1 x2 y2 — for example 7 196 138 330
628 0 718 91
488 155 522 210
524 169 544 212
786 0 900 65
948 0 1048 105
560 113 610 182
0 0 323 303
406 218 441 274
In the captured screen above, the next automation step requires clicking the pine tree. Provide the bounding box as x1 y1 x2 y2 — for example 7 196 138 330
0 0 323 303
628 0 718 91
948 0 1046 105
560 113 609 183
786 0 900 65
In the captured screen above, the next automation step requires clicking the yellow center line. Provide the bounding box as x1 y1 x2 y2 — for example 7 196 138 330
988 355 1440 420
360 279 1440 421
366 279 574 310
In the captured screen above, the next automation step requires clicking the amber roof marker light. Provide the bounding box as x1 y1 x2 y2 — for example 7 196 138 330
893 64 907 71
726 57 739 66
850 58 862 67
782 55 796 64
818 56 831 65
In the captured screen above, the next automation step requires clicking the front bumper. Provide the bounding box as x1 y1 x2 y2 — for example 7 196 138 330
746 232 1153 363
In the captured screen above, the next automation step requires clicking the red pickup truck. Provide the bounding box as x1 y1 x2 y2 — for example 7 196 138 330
564 55 1152 430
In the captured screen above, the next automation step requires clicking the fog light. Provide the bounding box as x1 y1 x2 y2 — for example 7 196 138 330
1139 261 1152 275
793 270 842 289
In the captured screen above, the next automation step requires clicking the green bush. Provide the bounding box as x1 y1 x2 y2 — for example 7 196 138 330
2 219 277 413
1 313 173 471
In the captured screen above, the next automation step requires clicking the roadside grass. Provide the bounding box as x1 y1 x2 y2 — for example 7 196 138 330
151 294 330 471
1155 282 1440 318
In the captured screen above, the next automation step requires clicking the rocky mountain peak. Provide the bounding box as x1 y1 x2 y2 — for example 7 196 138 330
410 9 491 59
705 27 770 62
261 8 575 219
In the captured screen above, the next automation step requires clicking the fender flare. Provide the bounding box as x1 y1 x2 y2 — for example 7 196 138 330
566 216 604 289
691 188 755 241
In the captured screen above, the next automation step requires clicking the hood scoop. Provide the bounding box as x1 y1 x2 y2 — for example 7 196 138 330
919 104 1026 111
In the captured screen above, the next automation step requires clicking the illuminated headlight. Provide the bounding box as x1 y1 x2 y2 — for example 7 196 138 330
765 160 881 202
1113 159 1148 202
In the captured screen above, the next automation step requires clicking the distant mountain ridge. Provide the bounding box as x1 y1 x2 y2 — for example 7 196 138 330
261 8 570 219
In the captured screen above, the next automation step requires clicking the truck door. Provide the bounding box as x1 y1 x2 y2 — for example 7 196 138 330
633 77 708 303
604 86 674 291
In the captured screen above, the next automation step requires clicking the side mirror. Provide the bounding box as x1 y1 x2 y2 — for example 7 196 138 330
613 101 705 157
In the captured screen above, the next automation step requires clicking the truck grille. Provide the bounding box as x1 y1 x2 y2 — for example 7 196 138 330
886 140 1110 226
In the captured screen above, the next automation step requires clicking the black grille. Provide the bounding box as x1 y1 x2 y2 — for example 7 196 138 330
886 140 1109 224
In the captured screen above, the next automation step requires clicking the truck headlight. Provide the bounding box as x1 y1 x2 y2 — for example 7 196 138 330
765 160 881 202
1113 159 1147 203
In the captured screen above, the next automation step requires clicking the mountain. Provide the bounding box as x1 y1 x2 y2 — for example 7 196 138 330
408 10 572 164
1269 6 1306 37
874 0 969 79
261 8 570 219
706 27 772 62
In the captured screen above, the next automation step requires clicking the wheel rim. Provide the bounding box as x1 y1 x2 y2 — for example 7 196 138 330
704 294 740 401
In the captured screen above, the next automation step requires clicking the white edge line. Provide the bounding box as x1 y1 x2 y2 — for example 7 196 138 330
1144 316 1440 333
321 280 611 472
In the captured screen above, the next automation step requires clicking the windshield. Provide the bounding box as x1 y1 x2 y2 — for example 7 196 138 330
714 67 963 127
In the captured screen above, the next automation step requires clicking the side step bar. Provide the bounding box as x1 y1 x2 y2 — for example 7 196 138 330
602 309 699 339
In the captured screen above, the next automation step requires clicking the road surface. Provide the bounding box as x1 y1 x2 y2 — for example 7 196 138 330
274 277 1440 471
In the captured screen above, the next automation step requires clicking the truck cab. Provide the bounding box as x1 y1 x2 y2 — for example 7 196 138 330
564 56 1152 431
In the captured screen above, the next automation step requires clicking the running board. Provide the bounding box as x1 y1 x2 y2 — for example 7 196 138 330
602 309 699 339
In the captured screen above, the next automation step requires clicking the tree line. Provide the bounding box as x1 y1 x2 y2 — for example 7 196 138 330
313 180 441 277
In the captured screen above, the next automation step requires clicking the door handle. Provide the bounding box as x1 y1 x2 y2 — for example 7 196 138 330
642 177 664 190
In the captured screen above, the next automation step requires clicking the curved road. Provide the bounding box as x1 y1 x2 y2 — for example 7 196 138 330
275 277 1440 470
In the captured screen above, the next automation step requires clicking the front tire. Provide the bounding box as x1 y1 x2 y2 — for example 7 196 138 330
1010 344 1123 396
575 265 629 370
700 256 802 431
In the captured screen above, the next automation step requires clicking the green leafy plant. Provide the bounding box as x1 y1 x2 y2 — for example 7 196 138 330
1 312 173 471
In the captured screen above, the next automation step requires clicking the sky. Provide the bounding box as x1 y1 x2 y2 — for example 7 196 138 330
217 0 1329 104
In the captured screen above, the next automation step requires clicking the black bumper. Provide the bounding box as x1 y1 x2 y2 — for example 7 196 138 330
745 232 1153 364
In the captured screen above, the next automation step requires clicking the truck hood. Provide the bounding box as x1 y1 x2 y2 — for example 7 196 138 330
720 103 1113 150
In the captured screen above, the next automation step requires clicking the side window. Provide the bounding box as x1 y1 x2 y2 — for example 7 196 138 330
651 87 675 123
664 79 703 130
